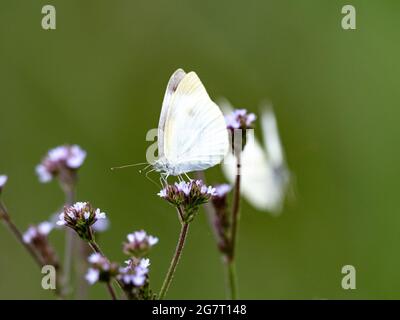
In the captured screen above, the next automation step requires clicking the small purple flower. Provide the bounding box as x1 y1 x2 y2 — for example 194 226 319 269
123 230 159 257
85 268 100 285
92 216 110 233
23 221 53 244
225 109 256 130
213 184 232 200
176 181 191 196
0 175 7 193
118 258 150 287
36 145 86 183
22 221 59 267
157 189 167 198
85 253 118 285
225 109 256 153
158 180 215 221
57 202 107 241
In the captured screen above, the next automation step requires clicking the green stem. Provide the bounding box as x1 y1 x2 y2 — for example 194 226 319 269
230 154 241 259
227 260 237 300
88 239 104 256
106 282 117 300
159 220 190 300
226 152 241 299
75 242 91 299
62 187 76 295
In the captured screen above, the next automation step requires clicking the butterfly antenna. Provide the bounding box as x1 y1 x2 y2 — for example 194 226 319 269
110 162 149 171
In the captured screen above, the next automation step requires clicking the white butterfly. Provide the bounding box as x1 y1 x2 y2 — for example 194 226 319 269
221 100 290 214
153 69 229 178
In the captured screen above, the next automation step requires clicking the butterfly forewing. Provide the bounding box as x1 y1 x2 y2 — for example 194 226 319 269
162 71 229 174
261 106 285 168
158 69 187 159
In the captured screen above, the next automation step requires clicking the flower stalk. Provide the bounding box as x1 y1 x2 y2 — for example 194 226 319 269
157 179 216 299
0 201 65 299
62 185 76 296
0 201 45 268
159 217 190 300
36 145 87 297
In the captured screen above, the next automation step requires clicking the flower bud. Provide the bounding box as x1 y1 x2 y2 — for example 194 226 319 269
56 202 107 241
22 221 59 268
36 145 86 189
118 258 150 288
123 230 158 258
158 180 216 222
85 253 119 284
225 109 256 153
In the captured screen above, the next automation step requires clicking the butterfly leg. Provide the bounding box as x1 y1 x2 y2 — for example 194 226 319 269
143 169 159 187
139 163 152 174
160 173 169 187
184 172 192 181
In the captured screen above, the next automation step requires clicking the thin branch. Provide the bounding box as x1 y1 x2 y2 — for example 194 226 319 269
229 152 242 261
0 200 65 299
159 221 190 300
226 152 242 300
62 186 76 296
0 201 44 267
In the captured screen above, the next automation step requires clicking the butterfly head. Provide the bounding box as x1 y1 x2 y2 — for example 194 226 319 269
153 158 177 176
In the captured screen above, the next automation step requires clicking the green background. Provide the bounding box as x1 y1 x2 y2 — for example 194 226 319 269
1 0 399 299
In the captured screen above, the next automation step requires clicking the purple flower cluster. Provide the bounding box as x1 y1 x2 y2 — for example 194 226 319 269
85 254 151 288
123 230 159 257
118 258 150 287
23 221 53 244
22 221 59 267
36 145 86 183
158 180 216 220
57 202 107 240
225 109 256 130
85 253 119 285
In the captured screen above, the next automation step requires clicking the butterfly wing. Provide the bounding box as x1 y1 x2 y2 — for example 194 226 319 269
261 105 290 213
162 71 229 174
221 102 288 214
218 97 234 115
158 69 187 159
222 134 284 213
260 105 286 169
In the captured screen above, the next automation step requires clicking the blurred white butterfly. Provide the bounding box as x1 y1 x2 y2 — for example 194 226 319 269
153 69 229 179
221 100 290 215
